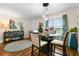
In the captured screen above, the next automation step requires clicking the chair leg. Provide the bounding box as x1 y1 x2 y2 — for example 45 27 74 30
51 44 55 56
53 45 55 56
39 48 40 56
31 45 33 56
50 44 53 55
63 46 67 56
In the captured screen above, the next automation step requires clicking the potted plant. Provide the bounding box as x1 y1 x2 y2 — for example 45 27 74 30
70 27 78 32
38 23 43 34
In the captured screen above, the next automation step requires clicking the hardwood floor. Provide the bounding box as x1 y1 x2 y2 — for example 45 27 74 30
0 43 79 56
0 43 43 56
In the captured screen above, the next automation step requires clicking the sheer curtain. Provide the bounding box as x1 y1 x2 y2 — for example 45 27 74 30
46 17 63 40
46 15 68 41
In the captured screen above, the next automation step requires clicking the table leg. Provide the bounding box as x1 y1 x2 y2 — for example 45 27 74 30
47 41 51 56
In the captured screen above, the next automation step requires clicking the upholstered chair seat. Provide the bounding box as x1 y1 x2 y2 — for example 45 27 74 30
40 40 48 46
51 32 69 56
51 39 63 46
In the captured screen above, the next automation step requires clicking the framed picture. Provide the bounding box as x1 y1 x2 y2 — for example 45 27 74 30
9 19 17 29
18 22 24 31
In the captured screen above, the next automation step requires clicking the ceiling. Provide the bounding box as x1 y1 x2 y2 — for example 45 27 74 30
0 3 79 19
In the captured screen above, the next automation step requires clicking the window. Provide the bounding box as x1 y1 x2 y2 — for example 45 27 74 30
47 17 63 40
46 15 68 40
48 17 63 28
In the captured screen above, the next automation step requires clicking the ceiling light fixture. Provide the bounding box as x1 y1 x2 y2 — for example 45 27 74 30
43 3 49 21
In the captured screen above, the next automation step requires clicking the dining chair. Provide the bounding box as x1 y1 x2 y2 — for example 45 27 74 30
51 32 69 56
29 31 48 56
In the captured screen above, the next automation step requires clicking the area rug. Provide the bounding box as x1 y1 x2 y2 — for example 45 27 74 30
4 40 32 52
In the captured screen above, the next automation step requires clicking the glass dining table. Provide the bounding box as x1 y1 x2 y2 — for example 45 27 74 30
40 33 62 55
40 34 54 55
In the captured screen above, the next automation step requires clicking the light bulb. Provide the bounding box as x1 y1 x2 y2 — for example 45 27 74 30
45 17 48 21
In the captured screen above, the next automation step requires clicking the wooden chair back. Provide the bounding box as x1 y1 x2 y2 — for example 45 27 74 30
63 32 69 55
29 31 40 47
